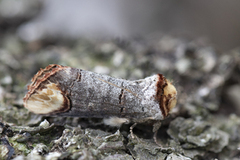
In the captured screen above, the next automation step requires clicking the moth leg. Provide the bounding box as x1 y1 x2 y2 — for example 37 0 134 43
153 121 175 152
103 117 129 127
153 121 162 146
130 122 137 139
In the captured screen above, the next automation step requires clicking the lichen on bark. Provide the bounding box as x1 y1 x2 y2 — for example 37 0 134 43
0 34 240 159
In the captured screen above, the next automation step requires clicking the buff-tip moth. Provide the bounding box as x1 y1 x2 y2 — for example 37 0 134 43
23 64 177 145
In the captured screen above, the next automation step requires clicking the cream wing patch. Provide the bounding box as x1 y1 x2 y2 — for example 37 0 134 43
24 83 65 114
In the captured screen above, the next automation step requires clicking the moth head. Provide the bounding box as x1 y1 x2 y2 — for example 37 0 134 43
156 74 177 117
23 64 70 114
163 79 177 113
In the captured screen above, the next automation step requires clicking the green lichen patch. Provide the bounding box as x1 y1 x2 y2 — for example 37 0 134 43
0 103 43 126
166 153 191 160
0 145 9 160
127 134 170 160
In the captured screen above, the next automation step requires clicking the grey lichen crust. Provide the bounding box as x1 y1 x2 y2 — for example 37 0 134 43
167 117 229 155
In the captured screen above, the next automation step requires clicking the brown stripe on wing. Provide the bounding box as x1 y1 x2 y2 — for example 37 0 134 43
23 64 69 102
155 74 168 118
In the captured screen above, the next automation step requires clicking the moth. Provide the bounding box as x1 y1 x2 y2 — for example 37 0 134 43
23 64 177 144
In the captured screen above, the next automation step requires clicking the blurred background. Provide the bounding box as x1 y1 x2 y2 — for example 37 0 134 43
1 0 240 51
